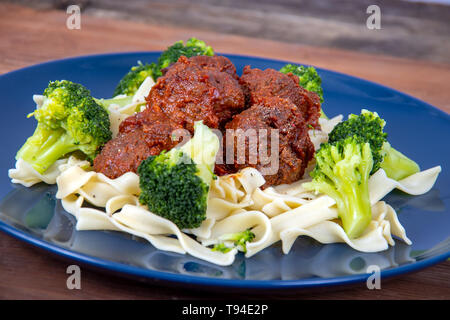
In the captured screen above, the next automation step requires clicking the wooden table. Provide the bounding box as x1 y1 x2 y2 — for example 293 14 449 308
0 3 449 300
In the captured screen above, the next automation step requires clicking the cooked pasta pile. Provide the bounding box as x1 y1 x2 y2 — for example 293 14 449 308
9 116 441 266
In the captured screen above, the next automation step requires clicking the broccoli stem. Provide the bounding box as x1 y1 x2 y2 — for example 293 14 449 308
94 95 133 110
380 143 420 181
338 172 372 239
304 142 373 239
337 143 373 238
179 121 219 185
17 126 79 174
16 125 52 162
312 167 371 239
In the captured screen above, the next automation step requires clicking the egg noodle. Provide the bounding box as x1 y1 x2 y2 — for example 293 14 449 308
9 114 441 266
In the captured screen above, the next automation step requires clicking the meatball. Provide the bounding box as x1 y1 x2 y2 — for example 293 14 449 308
222 96 315 187
147 55 245 132
163 55 239 80
94 55 244 179
239 66 321 128
93 108 184 179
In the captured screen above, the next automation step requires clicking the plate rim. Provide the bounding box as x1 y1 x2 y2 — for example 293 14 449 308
0 51 449 290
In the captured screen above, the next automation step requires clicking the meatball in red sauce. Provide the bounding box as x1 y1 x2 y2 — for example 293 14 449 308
148 55 245 132
94 55 245 179
93 108 183 179
163 55 240 80
94 56 317 186
239 66 321 128
221 96 315 187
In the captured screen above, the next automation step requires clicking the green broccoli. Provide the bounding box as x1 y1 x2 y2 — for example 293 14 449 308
153 37 214 79
94 95 133 110
137 121 219 229
303 137 374 239
212 229 256 253
328 109 420 180
98 74 155 113
211 242 232 253
16 80 112 174
113 61 156 97
113 38 213 96
379 142 420 180
280 64 324 103
280 63 327 118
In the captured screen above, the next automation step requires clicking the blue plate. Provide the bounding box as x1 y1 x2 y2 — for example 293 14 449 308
0 52 449 291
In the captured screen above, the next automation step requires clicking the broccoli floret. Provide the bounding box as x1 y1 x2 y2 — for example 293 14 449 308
303 137 374 238
16 80 112 174
137 121 219 229
328 110 386 173
328 109 419 179
280 63 327 118
153 38 214 79
113 61 156 97
212 229 256 253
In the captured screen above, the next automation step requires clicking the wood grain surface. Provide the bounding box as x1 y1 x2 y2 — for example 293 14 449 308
0 3 449 300
14 0 450 64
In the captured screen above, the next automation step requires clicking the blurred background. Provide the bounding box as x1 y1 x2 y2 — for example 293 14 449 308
7 0 450 64
1 0 449 110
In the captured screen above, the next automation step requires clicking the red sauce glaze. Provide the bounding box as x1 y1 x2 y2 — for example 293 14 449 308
93 108 183 179
239 66 321 129
147 55 245 132
221 96 315 187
